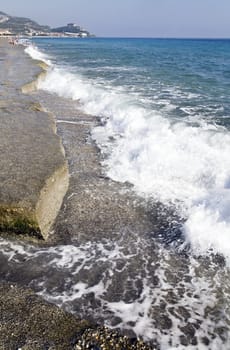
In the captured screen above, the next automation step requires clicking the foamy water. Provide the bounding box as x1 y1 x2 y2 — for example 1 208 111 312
25 41 230 264
1 233 229 349
24 44 52 66
18 39 230 348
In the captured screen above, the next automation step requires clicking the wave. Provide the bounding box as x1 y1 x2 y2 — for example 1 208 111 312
24 44 52 66
26 44 230 263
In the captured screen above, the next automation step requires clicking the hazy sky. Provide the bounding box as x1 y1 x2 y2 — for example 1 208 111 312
1 0 230 38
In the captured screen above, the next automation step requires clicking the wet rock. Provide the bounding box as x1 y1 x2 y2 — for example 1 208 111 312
214 326 229 342
201 336 210 346
179 323 197 346
152 308 172 330
177 306 191 321
0 40 69 239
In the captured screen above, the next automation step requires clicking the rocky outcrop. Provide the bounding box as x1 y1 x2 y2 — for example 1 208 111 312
0 39 69 239
0 39 157 350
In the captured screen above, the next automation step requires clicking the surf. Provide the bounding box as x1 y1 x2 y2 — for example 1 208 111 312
25 41 230 264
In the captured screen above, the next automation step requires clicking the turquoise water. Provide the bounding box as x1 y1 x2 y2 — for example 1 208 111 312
14 37 230 348
30 37 230 261
34 38 230 125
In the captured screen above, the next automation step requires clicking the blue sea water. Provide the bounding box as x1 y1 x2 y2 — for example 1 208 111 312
28 37 230 261
33 38 230 123
15 37 230 348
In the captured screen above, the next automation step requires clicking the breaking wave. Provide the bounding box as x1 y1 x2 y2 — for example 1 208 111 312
26 44 230 264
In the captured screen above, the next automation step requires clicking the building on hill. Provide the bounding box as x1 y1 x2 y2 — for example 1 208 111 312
51 23 91 37
67 23 81 31
0 11 93 37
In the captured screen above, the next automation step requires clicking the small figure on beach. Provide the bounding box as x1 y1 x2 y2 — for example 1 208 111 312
9 36 18 45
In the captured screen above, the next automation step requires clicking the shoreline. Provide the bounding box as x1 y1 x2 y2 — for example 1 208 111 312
0 38 69 240
0 38 157 349
1 37 229 349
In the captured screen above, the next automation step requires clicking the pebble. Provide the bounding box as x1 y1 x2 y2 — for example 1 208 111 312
74 326 159 350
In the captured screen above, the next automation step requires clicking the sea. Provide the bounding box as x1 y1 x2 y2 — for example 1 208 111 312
2 37 230 349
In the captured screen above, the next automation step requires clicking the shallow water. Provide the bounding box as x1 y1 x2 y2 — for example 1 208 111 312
1 228 230 349
1 38 230 349
28 38 230 263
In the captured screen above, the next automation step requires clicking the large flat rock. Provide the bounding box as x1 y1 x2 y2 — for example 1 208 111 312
0 39 69 239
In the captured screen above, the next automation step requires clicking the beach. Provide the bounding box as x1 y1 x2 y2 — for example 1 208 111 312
0 38 157 349
1 37 230 349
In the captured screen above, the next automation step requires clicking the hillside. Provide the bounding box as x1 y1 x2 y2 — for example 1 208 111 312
0 11 92 37
0 11 50 35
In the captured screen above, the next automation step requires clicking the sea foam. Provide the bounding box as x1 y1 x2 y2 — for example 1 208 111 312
26 44 230 264
0 235 228 349
24 45 51 66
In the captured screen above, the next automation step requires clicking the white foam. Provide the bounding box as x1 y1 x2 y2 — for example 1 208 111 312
1 235 229 349
25 44 51 66
35 51 230 263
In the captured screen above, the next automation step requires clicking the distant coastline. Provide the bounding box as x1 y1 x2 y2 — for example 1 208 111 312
0 10 94 37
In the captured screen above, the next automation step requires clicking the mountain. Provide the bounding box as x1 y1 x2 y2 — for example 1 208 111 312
0 11 50 35
0 11 92 37
0 11 9 23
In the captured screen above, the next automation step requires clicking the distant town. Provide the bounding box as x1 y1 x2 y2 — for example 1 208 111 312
0 11 94 37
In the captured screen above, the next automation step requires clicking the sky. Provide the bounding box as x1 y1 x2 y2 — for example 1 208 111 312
1 0 230 38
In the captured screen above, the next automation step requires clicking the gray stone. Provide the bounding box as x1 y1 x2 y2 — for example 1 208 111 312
0 38 69 239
